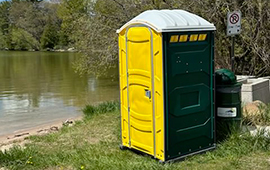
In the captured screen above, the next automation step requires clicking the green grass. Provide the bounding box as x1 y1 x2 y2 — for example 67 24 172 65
1 101 270 170
82 101 120 117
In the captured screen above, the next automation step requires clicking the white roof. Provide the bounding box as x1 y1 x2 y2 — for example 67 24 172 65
117 9 216 33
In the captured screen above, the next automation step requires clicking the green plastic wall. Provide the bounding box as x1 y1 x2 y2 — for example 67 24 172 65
163 31 215 160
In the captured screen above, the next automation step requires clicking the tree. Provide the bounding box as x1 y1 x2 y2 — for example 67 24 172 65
57 0 86 46
40 2 61 49
0 1 11 49
40 20 60 49
0 0 268 76
0 0 63 50
10 27 40 50
9 1 47 42
0 1 10 35
72 0 270 76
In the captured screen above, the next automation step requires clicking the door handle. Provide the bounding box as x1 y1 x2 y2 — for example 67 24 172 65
145 89 151 99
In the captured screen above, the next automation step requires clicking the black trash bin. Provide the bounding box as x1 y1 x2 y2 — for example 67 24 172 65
215 69 242 141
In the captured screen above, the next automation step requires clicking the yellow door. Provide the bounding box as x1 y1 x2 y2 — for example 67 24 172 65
126 27 154 155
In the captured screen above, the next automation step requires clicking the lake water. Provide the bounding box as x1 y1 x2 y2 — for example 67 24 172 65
0 51 119 136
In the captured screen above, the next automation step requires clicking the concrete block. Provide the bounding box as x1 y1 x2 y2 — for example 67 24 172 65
236 75 256 81
240 78 270 104
259 76 270 91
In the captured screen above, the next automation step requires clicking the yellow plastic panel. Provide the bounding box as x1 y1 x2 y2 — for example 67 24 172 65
179 35 188 42
189 34 198 41
198 34 207 41
127 27 154 155
118 27 165 161
118 30 129 147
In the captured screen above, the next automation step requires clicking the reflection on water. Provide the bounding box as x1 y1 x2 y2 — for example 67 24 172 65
0 51 119 136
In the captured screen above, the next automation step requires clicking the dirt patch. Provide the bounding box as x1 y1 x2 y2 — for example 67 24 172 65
0 116 82 152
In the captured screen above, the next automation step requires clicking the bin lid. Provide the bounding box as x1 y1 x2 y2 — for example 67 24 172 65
215 69 237 85
117 9 216 33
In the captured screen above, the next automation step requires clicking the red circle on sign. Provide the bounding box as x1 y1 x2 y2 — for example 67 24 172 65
230 13 239 24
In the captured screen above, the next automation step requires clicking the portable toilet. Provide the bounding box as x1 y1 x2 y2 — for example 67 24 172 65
117 9 216 162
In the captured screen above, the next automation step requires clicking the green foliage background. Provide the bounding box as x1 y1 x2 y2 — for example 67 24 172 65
0 0 269 76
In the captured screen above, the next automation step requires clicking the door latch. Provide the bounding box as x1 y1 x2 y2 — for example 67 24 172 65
145 89 151 99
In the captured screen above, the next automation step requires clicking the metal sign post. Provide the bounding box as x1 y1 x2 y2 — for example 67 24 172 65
231 36 235 72
227 11 241 72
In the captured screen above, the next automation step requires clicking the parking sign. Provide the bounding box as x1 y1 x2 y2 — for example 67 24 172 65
227 11 241 36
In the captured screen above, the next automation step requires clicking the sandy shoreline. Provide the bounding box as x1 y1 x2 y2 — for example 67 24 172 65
0 115 83 151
